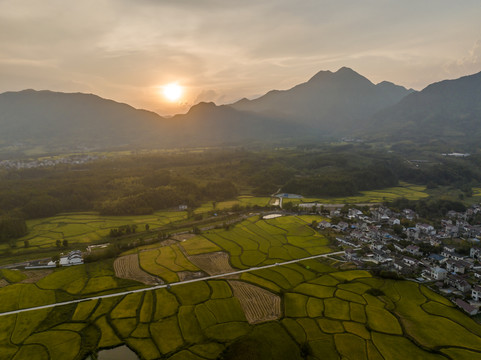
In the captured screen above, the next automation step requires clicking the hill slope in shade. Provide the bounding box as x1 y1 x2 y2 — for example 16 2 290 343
366 70 481 143
231 67 414 133
0 89 168 151
0 90 312 155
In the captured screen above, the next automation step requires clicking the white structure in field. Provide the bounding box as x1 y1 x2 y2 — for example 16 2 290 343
48 250 84 267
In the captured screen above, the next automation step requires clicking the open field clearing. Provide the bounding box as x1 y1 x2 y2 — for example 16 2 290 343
229 280 281 324
283 182 428 205
0 210 187 255
114 254 161 285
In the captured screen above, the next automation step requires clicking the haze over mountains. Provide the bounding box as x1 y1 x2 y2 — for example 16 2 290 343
231 67 414 132
0 67 480 156
366 71 481 144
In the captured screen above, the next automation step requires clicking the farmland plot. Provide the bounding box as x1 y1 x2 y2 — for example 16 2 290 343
114 254 161 285
229 280 281 324
187 251 238 276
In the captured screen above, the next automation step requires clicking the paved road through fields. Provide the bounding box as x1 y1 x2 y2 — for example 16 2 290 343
0 250 345 317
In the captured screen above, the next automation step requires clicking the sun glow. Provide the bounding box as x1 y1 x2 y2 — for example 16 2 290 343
162 83 183 102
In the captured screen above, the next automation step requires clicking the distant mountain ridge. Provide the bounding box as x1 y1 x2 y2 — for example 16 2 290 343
0 89 311 155
365 70 481 143
230 67 414 133
2 68 480 156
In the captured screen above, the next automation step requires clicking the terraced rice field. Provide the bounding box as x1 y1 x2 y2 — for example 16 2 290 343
201 215 331 270
1 211 187 254
2 259 481 360
114 254 161 285
1 214 481 359
139 244 199 283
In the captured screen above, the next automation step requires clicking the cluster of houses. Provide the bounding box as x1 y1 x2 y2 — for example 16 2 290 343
0 154 99 170
315 203 481 316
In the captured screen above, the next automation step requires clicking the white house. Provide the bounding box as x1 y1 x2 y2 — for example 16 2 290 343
48 250 84 267
472 285 481 302
430 267 447 280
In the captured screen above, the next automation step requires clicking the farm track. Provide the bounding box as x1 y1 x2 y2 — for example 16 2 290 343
114 254 162 285
229 280 281 324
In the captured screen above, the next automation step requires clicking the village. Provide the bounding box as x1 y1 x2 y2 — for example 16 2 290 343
310 202 481 316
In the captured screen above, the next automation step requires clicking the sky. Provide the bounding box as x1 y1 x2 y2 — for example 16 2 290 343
1 0 481 116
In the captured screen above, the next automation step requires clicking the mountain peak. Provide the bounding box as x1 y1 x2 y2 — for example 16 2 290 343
336 66 356 74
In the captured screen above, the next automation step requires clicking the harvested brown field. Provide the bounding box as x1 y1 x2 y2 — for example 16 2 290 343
114 254 162 285
229 280 281 324
0 279 8 288
178 271 207 281
187 251 238 277
170 233 196 242
21 269 53 283
158 239 178 247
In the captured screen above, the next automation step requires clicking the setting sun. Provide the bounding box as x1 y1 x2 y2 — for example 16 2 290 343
162 83 182 102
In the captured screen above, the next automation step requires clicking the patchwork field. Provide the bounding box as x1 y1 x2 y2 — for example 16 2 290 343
1 259 481 360
114 254 161 285
200 215 331 270
1 214 481 359
1 211 187 255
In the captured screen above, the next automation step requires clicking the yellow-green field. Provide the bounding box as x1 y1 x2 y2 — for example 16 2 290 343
194 196 271 214
1 211 187 254
200 215 331 270
283 182 428 205
1 259 481 360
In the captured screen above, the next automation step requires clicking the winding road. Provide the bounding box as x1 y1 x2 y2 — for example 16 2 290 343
0 250 344 317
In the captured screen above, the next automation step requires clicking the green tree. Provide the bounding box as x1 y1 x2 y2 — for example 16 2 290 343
56 239 61 248
63 239 68 247
24 239 30 248
0 215 28 244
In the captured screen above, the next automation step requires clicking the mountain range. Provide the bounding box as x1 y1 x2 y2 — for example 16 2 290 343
1 67 480 156
231 67 413 132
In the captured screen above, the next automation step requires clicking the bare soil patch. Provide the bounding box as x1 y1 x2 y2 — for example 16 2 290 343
170 233 196 242
178 271 207 281
21 269 53 284
114 254 162 285
187 251 238 278
0 279 8 288
158 239 178 247
229 280 281 324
